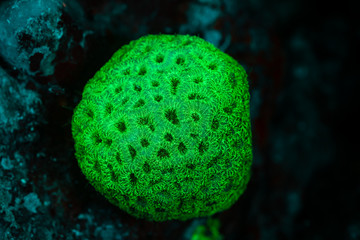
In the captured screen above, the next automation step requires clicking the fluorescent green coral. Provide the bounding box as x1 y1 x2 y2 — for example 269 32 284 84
191 218 223 240
72 34 252 221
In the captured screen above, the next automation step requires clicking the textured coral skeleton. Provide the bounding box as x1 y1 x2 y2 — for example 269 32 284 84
72 34 252 221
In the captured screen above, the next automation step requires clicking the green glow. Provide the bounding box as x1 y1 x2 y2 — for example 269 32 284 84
72 34 252 221
191 218 223 240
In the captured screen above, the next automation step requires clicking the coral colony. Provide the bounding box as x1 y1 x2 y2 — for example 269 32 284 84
72 34 252 221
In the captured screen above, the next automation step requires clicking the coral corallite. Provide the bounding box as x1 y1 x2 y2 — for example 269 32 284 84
71 34 253 221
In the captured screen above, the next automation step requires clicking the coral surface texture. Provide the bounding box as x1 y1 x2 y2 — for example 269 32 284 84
72 34 252 221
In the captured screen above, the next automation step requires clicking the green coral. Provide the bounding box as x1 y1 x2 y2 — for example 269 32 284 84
72 34 252 221
191 218 223 240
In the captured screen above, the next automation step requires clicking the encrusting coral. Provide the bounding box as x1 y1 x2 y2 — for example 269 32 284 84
72 34 252 221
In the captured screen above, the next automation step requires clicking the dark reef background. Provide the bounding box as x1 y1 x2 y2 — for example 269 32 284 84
0 0 358 239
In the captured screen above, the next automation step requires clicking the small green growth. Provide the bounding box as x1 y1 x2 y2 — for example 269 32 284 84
191 218 223 240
